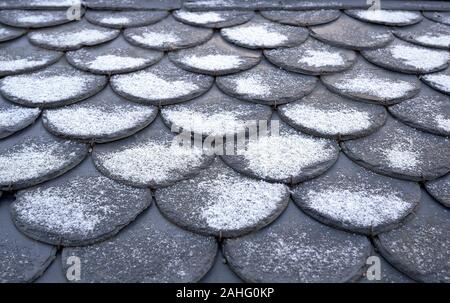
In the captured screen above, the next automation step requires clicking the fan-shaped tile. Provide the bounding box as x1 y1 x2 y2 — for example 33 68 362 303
221 116 339 184
0 194 56 282
278 84 386 140
310 14 393 50
124 15 213 51
156 158 289 237
292 153 420 235
223 202 371 283
220 14 308 49
169 34 261 76
84 0 182 10
362 39 449 74
0 58 107 108
389 85 450 136
342 116 450 181
0 120 87 191
261 9 340 26
28 19 120 51
375 190 450 282
85 10 168 29
0 9 78 28
264 37 357 75
216 59 317 106
421 67 450 95
394 18 450 49
0 0 81 9
110 57 213 106
0 94 40 139
66 35 163 75
321 57 420 105
0 23 25 42
42 86 158 143
12 157 152 246
173 9 254 28
93 117 214 188
161 85 272 137
425 173 450 208
345 9 422 26
423 11 450 25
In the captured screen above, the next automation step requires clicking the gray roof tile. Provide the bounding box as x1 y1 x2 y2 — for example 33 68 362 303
0 23 26 42
0 9 79 29
344 9 423 26
85 10 168 29
425 173 450 208
394 18 450 49
423 11 450 25
173 9 254 28
421 67 450 95
260 9 341 26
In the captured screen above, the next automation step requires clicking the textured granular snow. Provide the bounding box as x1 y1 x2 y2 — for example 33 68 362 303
182 54 244 70
131 32 179 46
304 189 411 227
0 28 7 35
222 24 288 47
0 57 50 72
0 106 40 128
422 74 450 92
233 75 271 96
86 55 148 71
100 17 130 24
17 13 56 23
390 44 449 69
384 142 420 170
44 105 154 136
112 71 199 99
435 114 450 132
354 10 418 23
415 34 450 47
298 49 345 67
31 29 115 47
176 11 225 24
282 103 371 135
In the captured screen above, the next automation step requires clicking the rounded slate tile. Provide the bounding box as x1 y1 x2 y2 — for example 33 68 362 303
85 10 168 29
173 9 254 28
160 85 272 137
221 117 339 184
260 9 341 26
0 58 107 108
389 85 450 137
84 0 181 10
0 23 26 42
92 117 214 189
62 205 217 283
0 37 63 77
264 37 357 75
0 94 40 139
223 202 372 283
278 84 387 140
216 59 317 106
66 35 163 75
362 39 449 74
394 19 450 49
220 14 308 49
345 9 423 26
0 0 82 9
124 15 213 51
342 116 450 181
374 190 450 282
110 57 213 106
42 86 158 143
0 119 88 191
426 173 450 208
28 19 120 51
310 14 393 50
292 153 420 235
156 158 289 237
421 67 450 95
0 9 78 28
0 194 56 283
358 253 415 283
12 157 152 246
169 34 261 76
423 11 450 25
321 57 421 105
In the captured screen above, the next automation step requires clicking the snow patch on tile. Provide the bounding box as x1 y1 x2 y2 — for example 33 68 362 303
182 54 244 71
222 24 288 47
0 57 50 73
415 34 450 48
131 32 179 47
31 29 115 48
233 74 271 97
17 13 57 24
86 54 148 71
390 44 449 69
177 11 225 24
384 142 420 171
100 17 130 24
422 74 450 92
298 49 345 67
0 106 39 128
435 114 450 132
354 10 418 23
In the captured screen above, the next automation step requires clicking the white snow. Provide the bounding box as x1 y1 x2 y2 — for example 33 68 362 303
17 13 57 24
86 54 149 71
298 49 345 67
384 142 420 170
176 11 225 24
435 114 450 132
0 57 50 72
100 16 130 24
0 106 40 128
390 44 449 69
422 73 450 92
131 31 179 47
222 24 288 47
233 74 271 97
415 34 450 48
181 54 243 71
31 28 117 48
353 10 419 23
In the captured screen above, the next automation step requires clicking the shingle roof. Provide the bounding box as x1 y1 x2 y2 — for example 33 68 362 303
1 0 450 283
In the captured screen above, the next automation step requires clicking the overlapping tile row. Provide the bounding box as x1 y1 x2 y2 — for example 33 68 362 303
0 1 450 283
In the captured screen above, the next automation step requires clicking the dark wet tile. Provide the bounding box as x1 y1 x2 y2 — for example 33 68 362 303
0 93 40 139
0 23 26 42
394 18 450 49
84 0 182 10
110 56 213 106
156 158 289 237
345 9 422 26
85 10 168 29
362 38 449 74
66 35 163 75
28 19 120 51
124 15 213 51
173 9 254 28
342 115 450 181
0 58 107 108
358 253 415 283
42 85 158 143
216 59 317 106
321 56 420 105
0 9 79 28
169 34 261 76
62 205 217 283
421 67 450 95
375 190 450 282
264 36 357 75
0 194 57 282
278 84 386 140
423 11 450 25
261 9 340 26
12 156 152 246
0 119 88 191
425 173 450 208
310 14 393 50
220 14 308 49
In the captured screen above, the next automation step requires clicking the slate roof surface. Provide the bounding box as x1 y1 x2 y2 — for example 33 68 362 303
0 0 450 283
